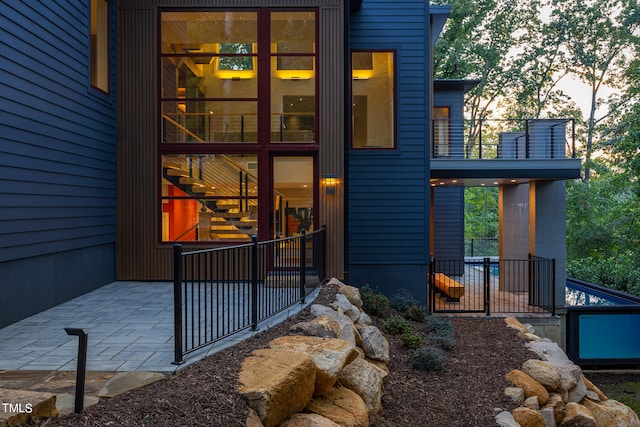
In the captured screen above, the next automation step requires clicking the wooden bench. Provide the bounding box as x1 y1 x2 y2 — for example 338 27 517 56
432 273 465 302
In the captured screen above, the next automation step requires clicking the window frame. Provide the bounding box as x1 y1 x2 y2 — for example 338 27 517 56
350 49 397 150
90 0 110 94
157 8 320 245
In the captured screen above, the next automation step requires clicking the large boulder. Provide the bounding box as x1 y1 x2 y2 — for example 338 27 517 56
279 413 341 427
333 294 361 322
290 316 341 339
268 336 359 396
511 407 547 427
359 325 390 364
237 349 316 427
310 304 361 347
338 357 385 414
306 386 369 427
548 361 582 392
522 359 562 391
496 410 521 427
581 399 640 427
505 369 550 405
567 376 588 404
561 402 596 427
337 285 363 309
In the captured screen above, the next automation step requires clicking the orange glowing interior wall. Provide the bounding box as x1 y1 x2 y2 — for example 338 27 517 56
162 186 197 240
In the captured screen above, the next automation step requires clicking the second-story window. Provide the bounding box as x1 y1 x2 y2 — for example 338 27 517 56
351 51 395 149
90 0 109 93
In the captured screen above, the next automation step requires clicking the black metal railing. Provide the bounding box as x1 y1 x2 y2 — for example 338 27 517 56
431 118 576 160
465 237 498 257
173 227 326 364
429 255 556 315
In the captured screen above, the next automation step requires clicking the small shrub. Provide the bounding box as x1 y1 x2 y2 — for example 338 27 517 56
382 315 412 335
390 289 418 312
400 331 425 350
403 304 427 322
426 315 453 336
410 346 444 371
429 334 457 351
360 284 390 317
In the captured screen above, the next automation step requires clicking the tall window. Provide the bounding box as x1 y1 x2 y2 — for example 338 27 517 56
160 10 318 243
351 51 395 149
433 107 450 157
90 0 109 92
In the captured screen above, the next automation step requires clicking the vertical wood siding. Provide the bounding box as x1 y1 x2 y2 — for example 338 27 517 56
348 0 430 266
117 0 345 280
0 1 117 263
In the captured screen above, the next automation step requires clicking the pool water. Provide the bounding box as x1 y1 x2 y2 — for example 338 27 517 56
566 280 640 306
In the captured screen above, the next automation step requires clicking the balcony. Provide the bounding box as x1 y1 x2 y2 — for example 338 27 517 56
430 118 582 182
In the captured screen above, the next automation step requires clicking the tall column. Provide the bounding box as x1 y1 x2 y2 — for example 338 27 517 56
529 181 567 306
499 183 530 291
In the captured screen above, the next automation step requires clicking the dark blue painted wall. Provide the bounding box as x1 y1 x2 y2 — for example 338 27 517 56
348 0 431 300
0 1 117 327
433 86 465 270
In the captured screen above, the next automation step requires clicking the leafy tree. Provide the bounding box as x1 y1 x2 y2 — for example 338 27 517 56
432 0 542 156
550 0 640 181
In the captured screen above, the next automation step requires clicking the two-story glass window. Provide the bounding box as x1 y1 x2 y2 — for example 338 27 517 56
160 10 317 243
351 51 395 149
90 0 109 92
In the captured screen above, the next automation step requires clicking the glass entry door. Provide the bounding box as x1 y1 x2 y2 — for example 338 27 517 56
273 156 314 238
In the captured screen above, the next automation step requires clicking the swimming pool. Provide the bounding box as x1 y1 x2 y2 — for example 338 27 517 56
565 278 640 306
565 278 640 367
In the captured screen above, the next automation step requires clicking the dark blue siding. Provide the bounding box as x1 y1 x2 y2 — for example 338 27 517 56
433 88 465 267
0 0 117 263
0 1 116 326
348 0 431 296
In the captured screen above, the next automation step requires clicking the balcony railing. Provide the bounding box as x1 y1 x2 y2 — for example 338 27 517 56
431 118 576 160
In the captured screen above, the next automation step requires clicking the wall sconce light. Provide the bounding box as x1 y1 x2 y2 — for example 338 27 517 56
323 173 338 195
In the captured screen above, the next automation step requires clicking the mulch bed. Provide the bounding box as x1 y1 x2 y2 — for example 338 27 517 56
33 283 544 426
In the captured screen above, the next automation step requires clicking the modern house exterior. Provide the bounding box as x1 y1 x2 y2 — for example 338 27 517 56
0 0 580 328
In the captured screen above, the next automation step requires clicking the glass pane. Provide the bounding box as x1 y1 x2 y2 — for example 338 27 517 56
161 11 257 54
90 0 109 92
273 156 313 238
161 57 258 99
352 52 395 148
433 107 450 157
162 154 258 242
271 64 316 143
271 12 315 52
162 101 257 143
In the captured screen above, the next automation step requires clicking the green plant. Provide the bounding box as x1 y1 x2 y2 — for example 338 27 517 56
429 334 457 351
410 346 444 371
382 315 412 335
390 289 419 312
400 331 425 350
403 304 427 322
426 315 454 336
360 284 390 317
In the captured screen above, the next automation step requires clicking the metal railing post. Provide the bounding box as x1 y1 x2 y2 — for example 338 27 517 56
551 258 556 316
251 235 259 331
300 229 307 303
65 328 88 414
484 257 491 316
172 244 184 365
427 258 434 315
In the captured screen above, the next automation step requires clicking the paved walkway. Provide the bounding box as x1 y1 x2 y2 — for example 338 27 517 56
0 281 319 374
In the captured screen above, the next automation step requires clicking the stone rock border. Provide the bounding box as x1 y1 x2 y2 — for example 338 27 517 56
498 318 640 427
237 278 388 427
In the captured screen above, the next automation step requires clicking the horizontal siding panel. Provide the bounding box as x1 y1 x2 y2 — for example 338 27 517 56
0 1 117 263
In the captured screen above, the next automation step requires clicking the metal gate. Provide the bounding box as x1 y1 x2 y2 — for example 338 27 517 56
428 257 556 315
